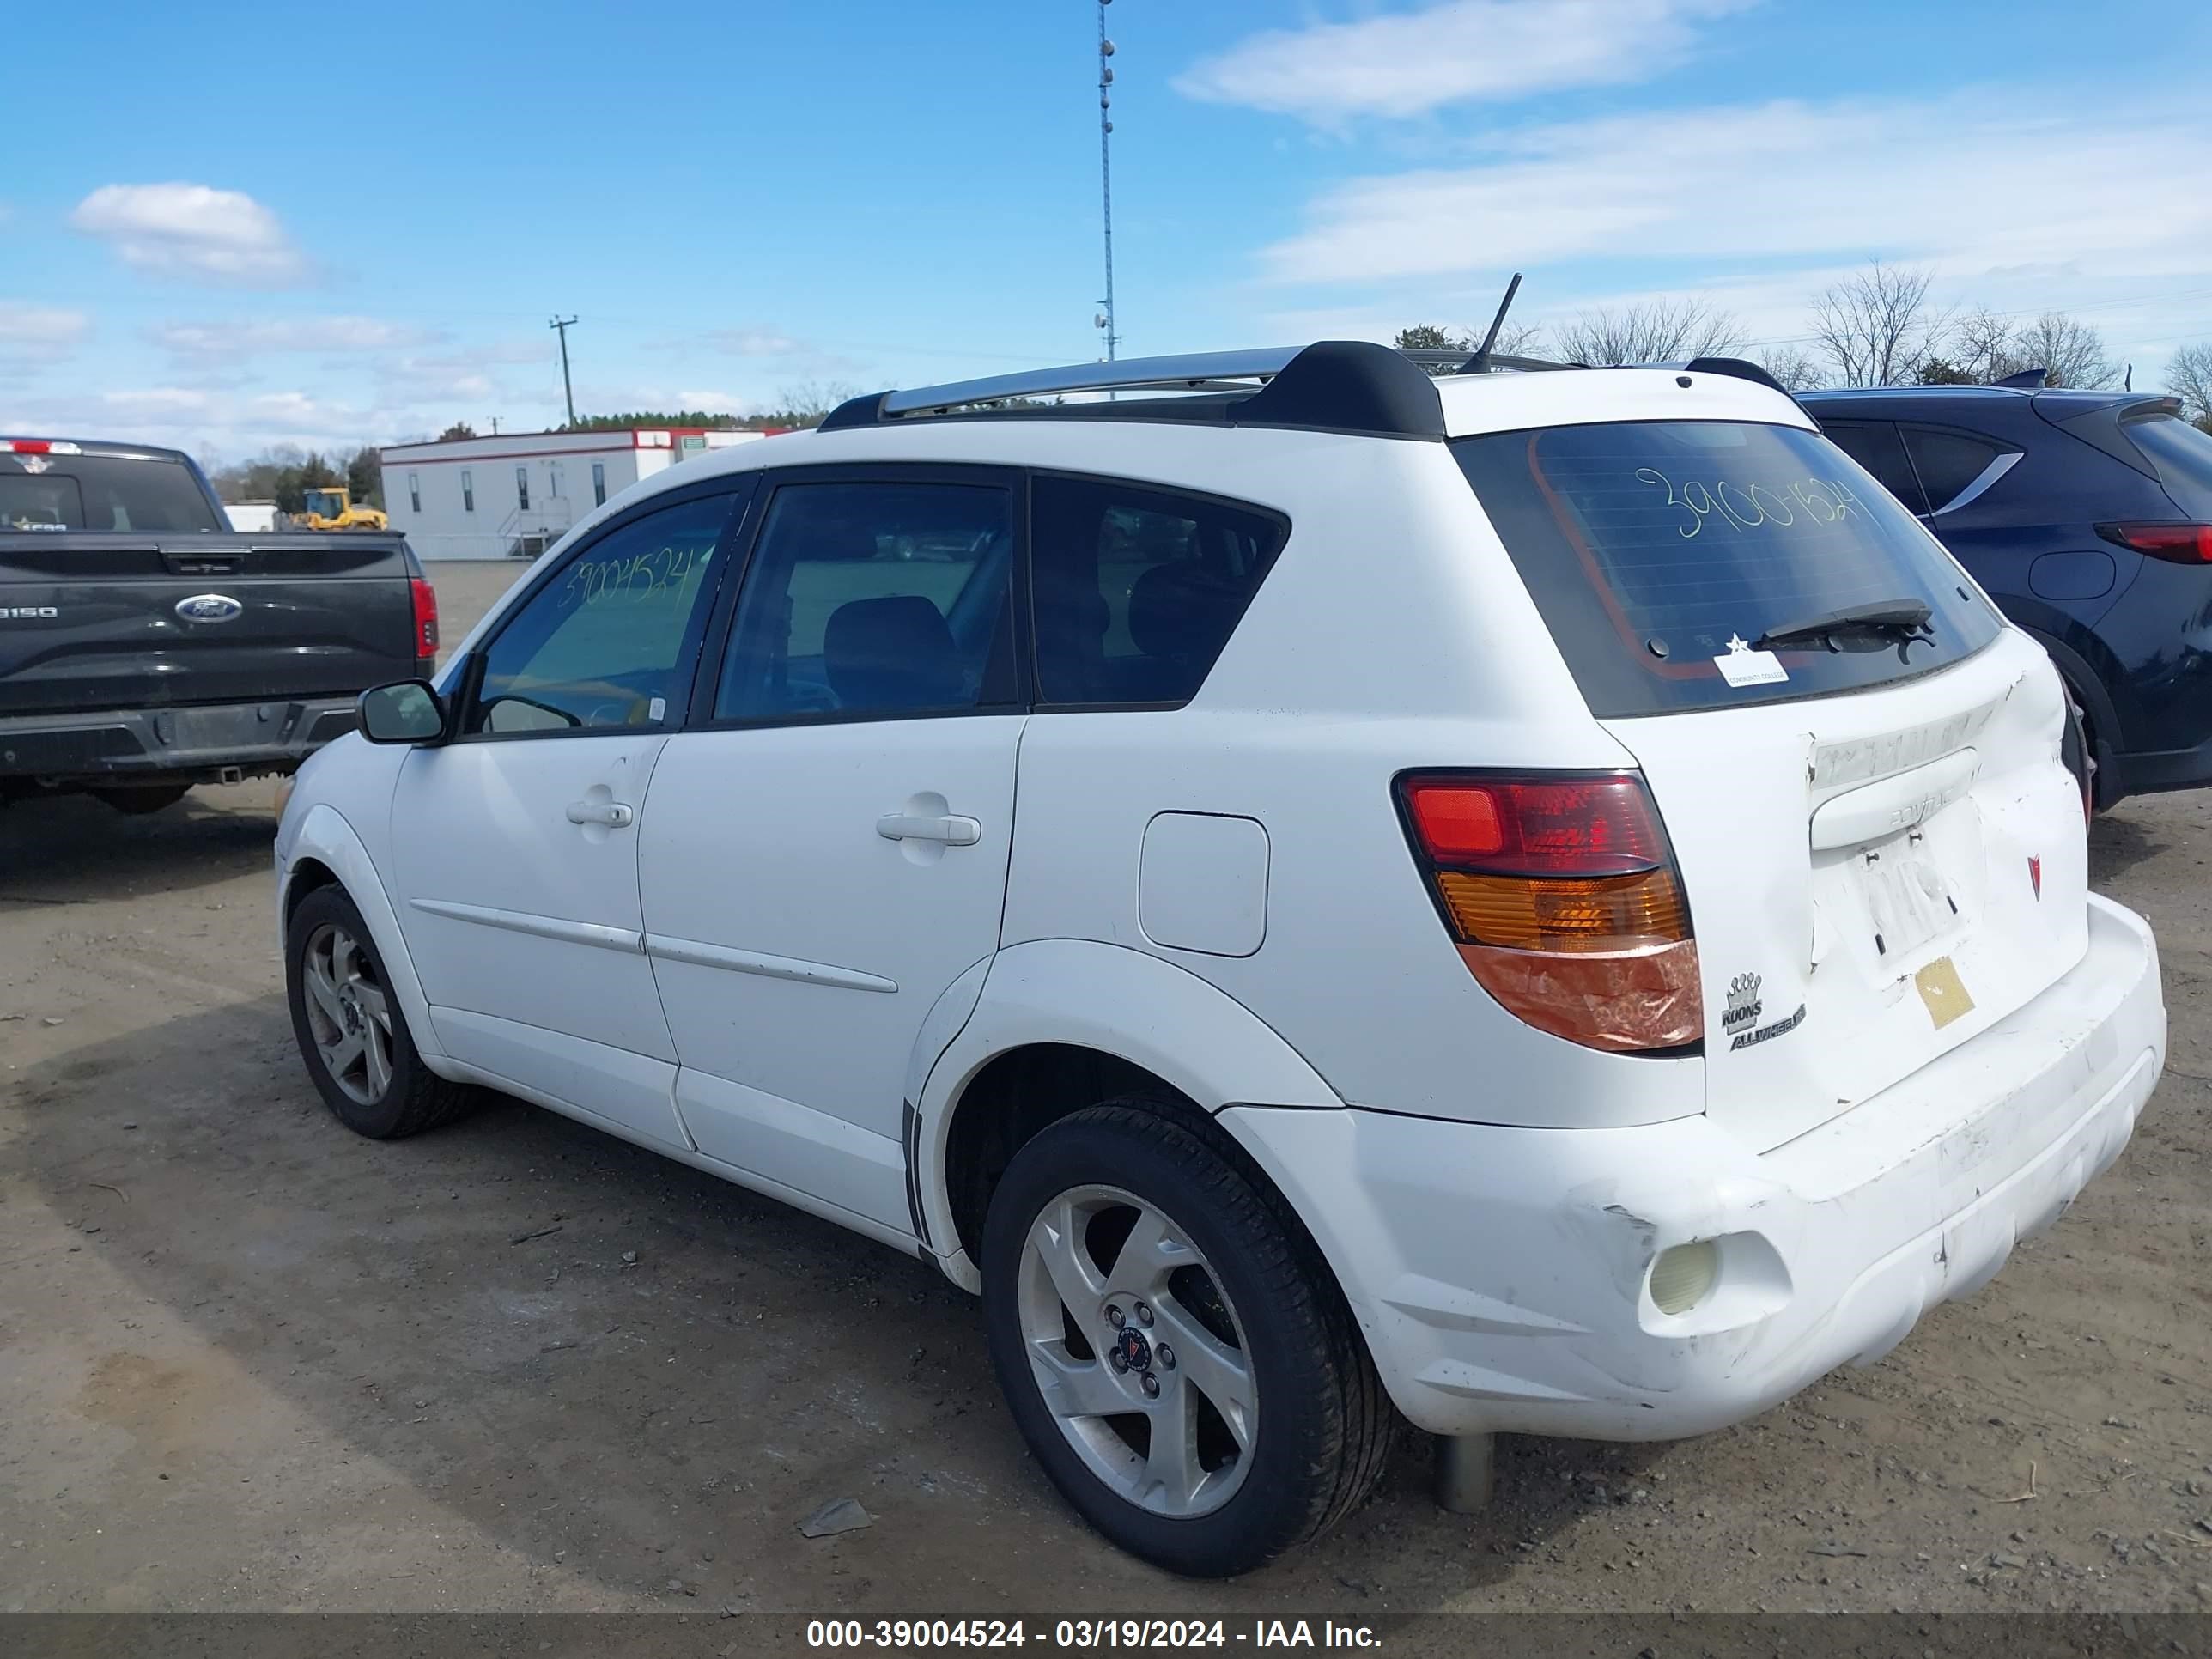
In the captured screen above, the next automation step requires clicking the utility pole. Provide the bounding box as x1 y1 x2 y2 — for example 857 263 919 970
549 315 579 428
1095 3 1118 364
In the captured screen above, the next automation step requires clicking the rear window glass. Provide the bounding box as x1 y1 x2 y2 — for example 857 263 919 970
1452 421 2003 717
1030 475 1287 706
0 453 223 532
2125 414 2212 515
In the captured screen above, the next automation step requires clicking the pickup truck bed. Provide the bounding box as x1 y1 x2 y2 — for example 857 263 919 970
2 439 434 811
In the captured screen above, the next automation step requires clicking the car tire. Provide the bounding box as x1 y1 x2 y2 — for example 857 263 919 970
981 1103 1392 1577
285 885 474 1139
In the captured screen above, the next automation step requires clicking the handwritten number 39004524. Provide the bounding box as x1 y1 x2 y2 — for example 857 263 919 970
1632 469 1866 539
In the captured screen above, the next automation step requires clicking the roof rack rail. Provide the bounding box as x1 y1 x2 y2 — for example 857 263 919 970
1681 356 1791 395
819 341 1454 439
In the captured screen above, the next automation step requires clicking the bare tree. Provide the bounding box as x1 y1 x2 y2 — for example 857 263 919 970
2168 343 2212 429
1756 345 1826 391
1808 261 1949 386
1949 306 2019 383
1553 300 1742 366
2003 313 2120 389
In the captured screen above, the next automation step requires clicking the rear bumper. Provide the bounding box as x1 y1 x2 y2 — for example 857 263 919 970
1225 893 2165 1441
0 697 358 785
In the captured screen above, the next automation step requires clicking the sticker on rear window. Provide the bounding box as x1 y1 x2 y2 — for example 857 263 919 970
1714 635 1788 688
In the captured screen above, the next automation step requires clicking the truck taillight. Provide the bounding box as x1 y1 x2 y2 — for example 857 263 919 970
410 577 439 658
1397 772 1702 1053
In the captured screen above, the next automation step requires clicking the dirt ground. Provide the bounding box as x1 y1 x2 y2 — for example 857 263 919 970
3 558 2209 1619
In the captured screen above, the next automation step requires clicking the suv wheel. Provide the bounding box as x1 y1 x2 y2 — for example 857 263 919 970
981 1104 1391 1577
285 885 474 1139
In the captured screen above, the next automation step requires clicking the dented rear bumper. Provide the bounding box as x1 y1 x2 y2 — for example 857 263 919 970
1223 894 2164 1440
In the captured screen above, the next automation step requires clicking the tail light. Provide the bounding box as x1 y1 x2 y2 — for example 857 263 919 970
409 577 440 659
3 439 79 455
2096 522 2212 564
1397 771 1701 1053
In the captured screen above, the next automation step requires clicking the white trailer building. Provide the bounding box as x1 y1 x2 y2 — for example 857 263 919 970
378 427 771 561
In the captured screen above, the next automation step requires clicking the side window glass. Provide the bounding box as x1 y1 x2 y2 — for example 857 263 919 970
469 491 738 736
1030 476 1288 706
1903 427 2011 514
714 480 1014 722
1821 421 1929 515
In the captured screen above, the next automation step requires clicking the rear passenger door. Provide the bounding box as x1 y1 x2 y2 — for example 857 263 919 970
637 467 1024 1236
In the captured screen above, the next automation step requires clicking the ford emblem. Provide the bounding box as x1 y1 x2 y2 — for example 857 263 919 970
175 593 244 624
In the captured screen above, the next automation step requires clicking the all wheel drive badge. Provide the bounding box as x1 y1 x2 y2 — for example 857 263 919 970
1724 968 1806 1051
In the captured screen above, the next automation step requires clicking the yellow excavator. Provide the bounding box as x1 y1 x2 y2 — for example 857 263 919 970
296 486 388 532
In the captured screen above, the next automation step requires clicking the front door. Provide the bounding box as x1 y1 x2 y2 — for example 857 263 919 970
640 470 1024 1231
389 483 747 1149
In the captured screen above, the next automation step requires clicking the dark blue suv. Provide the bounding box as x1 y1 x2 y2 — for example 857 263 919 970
1801 386 2212 807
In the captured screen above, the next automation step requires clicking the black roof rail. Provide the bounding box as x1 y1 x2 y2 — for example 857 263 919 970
1681 356 1791 395
818 341 1448 439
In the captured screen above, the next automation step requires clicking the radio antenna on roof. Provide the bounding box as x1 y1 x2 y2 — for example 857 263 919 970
1457 273 1523 375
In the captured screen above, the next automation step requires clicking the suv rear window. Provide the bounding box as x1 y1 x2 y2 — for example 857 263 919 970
0 453 224 532
2125 413 2212 516
1452 420 2003 717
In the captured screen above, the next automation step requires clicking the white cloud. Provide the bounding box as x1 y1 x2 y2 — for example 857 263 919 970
708 328 805 356
1256 97 2212 295
0 301 93 371
70 184 310 286
374 339 550 404
1176 0 1756 123
151 315 441 357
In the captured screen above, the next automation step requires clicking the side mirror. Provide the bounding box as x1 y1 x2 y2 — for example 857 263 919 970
357 679 447 744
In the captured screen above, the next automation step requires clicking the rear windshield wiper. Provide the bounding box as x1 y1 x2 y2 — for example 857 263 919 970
1754 599 1933 651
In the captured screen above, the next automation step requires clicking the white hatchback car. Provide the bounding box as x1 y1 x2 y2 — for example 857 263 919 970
276 343 2166 1577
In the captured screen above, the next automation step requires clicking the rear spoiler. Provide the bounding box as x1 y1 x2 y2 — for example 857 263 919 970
2034 393 2185 480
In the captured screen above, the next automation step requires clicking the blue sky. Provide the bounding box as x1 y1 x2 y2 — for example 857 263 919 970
3 0 2209 459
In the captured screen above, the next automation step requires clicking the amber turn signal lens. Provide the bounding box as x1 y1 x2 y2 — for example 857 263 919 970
1436 867 1689 952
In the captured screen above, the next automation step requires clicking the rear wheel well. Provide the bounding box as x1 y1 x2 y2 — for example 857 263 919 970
944 1045 1197 1261
939 1044 1292 1268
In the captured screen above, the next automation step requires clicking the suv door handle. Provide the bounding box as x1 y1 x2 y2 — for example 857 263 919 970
877 812 981 847
567 799 635 829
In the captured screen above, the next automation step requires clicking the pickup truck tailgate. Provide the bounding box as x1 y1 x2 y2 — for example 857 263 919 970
0 534 422 714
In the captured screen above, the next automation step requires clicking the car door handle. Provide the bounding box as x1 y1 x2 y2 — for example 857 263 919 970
566 799 635 829
876 813 981 847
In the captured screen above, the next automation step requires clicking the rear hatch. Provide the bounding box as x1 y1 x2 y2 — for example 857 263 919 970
1455 416 2088 1150
0 533 421 715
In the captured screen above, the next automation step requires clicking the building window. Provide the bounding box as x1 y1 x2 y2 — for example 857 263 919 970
516 465 530 511
592 462 606 507
549 460 565 502
461 470 475 513
408 472 422 514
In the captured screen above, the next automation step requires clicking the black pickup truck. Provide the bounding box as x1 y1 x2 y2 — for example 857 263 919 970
1 436 436 813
